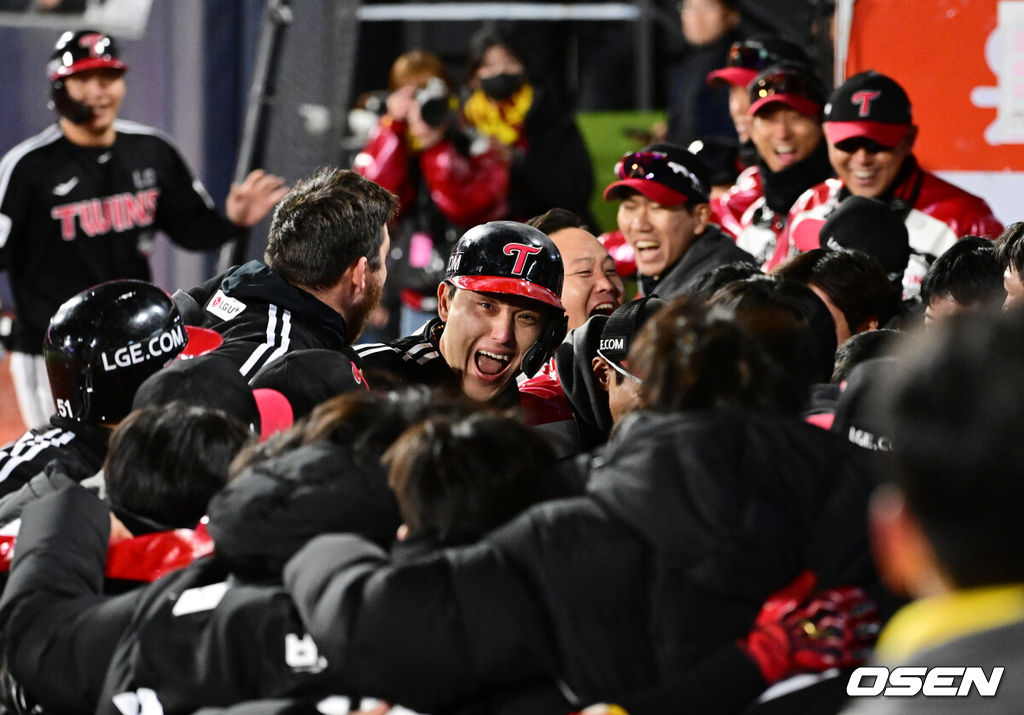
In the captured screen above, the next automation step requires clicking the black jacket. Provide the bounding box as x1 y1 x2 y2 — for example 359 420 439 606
640 224 756 299
186 261 356 379
0 441 406 715
553 314 613 450
283 409 879 713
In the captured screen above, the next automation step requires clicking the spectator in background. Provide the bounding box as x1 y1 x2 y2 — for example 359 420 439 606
769 71 1003 301
463 27 595 225
717 62 833 265
666 0 744 187
920 236 1004 325
354 49 509 337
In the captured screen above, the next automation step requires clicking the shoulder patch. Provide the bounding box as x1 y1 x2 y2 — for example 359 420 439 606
206 290 247 321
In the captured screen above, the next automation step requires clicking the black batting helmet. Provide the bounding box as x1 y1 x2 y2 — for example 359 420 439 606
445 221 567 376
445 221 564 310
47 29 127 81
47 29 127 124
44 280 205 424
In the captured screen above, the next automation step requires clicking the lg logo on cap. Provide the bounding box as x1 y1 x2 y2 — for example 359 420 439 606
851 90 882 118
503 243 541 275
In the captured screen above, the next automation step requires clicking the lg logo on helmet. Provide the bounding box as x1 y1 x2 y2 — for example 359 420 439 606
503 243 541 275
847 666 1003 697
99 326 186 372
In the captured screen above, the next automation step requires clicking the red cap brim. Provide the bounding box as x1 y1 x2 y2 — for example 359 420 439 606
448 275 563 310
179 326 223 360
252 388 294 441
603 179 690 208
824 121 910 149
749 94 821 118
50 57 127 81
707 67 758 88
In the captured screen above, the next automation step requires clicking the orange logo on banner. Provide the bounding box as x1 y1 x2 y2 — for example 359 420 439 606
847 0 1024 171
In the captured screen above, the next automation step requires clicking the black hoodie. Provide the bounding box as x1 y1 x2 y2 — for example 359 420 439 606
186 260 357 379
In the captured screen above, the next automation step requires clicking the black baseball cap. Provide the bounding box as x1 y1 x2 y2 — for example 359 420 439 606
132 354 293 441
748 62 827 118
707 37 811 88
596 295 666 372
250 349 369 420
603 143 710 207
824 71 913 149
831 357 899 452
820 196 911 281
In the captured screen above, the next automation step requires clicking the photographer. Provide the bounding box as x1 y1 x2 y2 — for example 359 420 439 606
353 50 510 337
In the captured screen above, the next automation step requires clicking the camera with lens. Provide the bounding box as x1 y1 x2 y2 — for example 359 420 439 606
415 77 452 128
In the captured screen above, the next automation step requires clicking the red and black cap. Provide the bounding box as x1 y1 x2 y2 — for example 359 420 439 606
445 221 564 310
47 29 127 81
823 71 913 149
748 62 827 118
707 37 811 89
603 143 710 207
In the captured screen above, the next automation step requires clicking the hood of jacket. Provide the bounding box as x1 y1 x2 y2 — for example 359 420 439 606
554 315 613 450
221 261 350 346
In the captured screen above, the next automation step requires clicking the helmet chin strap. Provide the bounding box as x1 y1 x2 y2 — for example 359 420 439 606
50 80 95 125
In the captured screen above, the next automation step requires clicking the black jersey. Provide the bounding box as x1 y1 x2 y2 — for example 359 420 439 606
0 120 241 353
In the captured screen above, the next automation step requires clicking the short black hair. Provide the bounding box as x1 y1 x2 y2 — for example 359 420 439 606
526 208 588 235
774 248 900 333
995 221 1024 274
630 298 796 414
920 236 1004 310
386 412 552 544
887 309 1024 587
264 167 398 291
687 261 763 305
832 328 901 384
710 276 838 389
105 403 250 530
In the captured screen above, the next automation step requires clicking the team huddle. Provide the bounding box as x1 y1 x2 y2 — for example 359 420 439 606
0 23 1020 715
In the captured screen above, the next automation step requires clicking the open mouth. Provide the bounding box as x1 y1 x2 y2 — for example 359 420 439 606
475 349 511 376
589 302 616 317
635 240 660 257
773 145 797 165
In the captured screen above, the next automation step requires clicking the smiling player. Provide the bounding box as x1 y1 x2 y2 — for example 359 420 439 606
0 29 288 429
354 221 566 407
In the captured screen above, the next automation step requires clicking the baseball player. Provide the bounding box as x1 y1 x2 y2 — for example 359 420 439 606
0 280 213 500
355 220 567 407
0 29 288 428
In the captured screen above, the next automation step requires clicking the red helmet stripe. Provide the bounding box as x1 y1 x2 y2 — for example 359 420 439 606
448 275 563 310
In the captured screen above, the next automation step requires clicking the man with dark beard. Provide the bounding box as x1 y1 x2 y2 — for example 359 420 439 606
179 168 398 380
